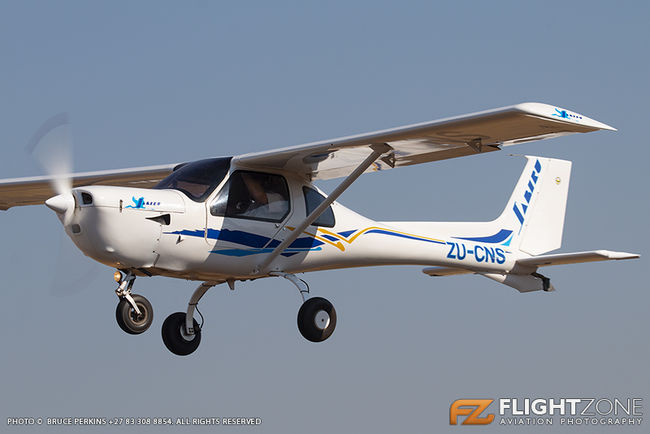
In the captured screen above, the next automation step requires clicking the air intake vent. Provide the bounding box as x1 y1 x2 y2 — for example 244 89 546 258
81 192 93 205
146 214 171 225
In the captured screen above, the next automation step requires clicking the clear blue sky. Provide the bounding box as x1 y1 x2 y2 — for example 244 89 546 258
1 1 648 433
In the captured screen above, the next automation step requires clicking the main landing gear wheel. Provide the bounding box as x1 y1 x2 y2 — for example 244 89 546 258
161 312 201 356
115 294 153 335
297 297 337 342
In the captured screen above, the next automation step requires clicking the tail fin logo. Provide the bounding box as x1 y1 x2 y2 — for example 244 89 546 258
512 159 542 228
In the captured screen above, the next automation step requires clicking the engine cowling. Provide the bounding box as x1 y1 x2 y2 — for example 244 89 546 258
60 186 186 269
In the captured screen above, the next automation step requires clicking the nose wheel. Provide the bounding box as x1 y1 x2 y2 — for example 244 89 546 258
113 271 153 335
116 294 153 334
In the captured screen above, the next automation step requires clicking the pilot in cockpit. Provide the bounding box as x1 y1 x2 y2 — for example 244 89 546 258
239 173 288 220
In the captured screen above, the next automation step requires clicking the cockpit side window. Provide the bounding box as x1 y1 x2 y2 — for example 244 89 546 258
303 186 335 228
154 157 231 202
210 171 290 223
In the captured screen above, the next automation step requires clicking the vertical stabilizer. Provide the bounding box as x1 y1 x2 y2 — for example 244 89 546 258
496 156 572 255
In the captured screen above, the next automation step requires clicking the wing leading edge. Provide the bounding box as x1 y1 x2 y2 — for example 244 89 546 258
234 102 615 180
0 102 614 209
0 164 177 210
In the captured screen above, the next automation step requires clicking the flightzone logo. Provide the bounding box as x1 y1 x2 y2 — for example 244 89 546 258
450 398 643 427
450 400 494 425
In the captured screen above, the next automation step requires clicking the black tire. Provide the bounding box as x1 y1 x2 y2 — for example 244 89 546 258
161 312 201 356
297 297 337 343
115 294 153 335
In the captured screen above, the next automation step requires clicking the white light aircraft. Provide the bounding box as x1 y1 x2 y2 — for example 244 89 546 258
0 103 639 355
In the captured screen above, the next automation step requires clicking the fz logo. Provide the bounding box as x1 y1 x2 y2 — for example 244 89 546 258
449 399 494 425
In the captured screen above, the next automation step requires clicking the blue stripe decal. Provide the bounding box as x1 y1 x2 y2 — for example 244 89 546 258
168 226 451 254
453 229 513 244
364 229 446 245
166 229 204 237
165 228 324 250
288 236 324 249
210 247 322 257
207 228 280 248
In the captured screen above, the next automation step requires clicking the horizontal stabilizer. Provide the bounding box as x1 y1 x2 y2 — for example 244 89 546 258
422 266 474 277
517 250 639 268
481 272 554 293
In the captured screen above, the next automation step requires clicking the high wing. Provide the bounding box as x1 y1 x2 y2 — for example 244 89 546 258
0 102 614 210
233 102 615 180
0 164 177 210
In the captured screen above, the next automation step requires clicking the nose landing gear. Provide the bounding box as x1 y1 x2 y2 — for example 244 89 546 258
116 294 153 335
114 271 153 335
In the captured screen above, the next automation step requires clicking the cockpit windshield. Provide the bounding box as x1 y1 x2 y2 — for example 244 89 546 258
154 157 232 202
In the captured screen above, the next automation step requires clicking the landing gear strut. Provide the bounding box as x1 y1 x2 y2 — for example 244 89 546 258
114 271 153 335
271 272 337 343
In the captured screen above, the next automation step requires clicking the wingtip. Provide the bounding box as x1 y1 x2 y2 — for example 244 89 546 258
589 120 617 132
613 252 640 260
596 250 640 260
515 102 617 132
